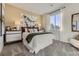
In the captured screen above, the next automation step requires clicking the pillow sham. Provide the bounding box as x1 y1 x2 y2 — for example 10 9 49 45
33 29 38 33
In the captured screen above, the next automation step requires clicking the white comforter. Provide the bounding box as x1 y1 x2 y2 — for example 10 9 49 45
23 32 55 54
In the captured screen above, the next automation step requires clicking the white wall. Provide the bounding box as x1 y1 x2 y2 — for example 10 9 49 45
42 15 51 32
60 4 79 42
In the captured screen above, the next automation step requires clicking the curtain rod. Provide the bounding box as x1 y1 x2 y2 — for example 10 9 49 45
43 6 66 15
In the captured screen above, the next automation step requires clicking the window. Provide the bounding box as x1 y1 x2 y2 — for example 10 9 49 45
50 12 61 30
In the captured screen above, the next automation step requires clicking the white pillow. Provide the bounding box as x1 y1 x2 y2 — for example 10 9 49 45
23 31 29 40
39 30 44 32
34 29 38 33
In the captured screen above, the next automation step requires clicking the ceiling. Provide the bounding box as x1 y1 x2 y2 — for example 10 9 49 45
9 3 65 15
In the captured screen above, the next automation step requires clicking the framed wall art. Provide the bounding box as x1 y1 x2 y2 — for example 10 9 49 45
72 13 79 32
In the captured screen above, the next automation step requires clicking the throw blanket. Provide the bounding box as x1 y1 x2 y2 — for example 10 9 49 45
26 32 53 43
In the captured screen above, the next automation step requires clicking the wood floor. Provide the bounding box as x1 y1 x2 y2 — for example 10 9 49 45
0 40 79 56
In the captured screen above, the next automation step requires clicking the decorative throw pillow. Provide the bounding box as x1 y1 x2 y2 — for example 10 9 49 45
74 34 79 40
27 29 30 33
30 29 33 33
25 28 28 32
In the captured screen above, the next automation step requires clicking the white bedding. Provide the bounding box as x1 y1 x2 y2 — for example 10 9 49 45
23 32 55 54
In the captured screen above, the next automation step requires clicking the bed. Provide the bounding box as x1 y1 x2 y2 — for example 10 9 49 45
22 27 55 54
